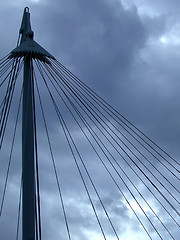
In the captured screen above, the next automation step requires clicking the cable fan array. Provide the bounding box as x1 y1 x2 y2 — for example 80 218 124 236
0 51 179 240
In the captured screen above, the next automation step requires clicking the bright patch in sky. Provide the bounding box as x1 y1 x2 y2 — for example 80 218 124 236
159 36 168 44
127 200 149 214
157 21 180 46
159 33 180 45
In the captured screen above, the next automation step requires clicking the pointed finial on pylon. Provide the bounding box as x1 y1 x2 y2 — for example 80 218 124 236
10 7 55 62
20 7 34 43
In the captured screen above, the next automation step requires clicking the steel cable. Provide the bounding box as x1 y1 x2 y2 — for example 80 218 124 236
42 61 180 214
37 59 179 238
32 62 42 240
36 60 160 240
51 60 180 193
34 68 72 240
16 179 22 240
0 85 22 217
51 59 180 178
35 59 116 240
52 59 180 169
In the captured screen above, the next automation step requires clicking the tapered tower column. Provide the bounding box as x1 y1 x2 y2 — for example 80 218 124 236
20 8 35 240
22 53 35 240
10 7 55 240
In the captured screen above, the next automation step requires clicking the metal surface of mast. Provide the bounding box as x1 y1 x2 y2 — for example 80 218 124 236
21 8 35 240
9 7 55 240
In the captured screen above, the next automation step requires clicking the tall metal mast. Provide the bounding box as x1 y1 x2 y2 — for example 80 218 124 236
20 8 35 240
10 7 55 240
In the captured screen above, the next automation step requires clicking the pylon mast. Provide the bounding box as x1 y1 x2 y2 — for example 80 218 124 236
10 7 55 240
20 8 35 240
22 50 35 240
